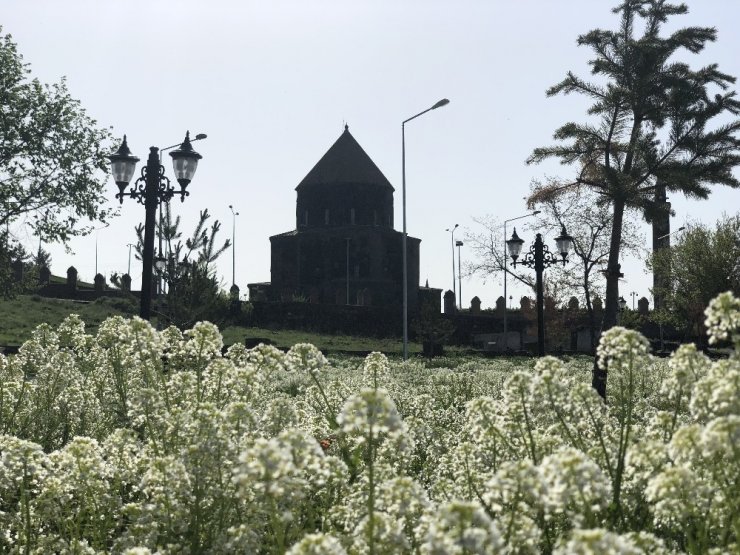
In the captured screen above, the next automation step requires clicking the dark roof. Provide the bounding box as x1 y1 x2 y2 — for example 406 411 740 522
296 126 394 191
270 230 299 239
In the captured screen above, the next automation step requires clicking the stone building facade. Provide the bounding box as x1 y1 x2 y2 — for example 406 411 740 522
249 126 424 310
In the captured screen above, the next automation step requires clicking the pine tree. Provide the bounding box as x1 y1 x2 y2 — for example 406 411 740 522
527 0 740 397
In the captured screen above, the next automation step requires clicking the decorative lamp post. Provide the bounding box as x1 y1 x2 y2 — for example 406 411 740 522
456 239 463 309
618 295 627 324
503 211 540 350
446 224 459 301
401 98 449 360
507 224 573 356
108 132 203 320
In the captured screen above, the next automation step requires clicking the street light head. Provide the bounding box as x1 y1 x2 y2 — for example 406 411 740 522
194 133 207 140
108 135 140 197
619 296 627 310
554 224 574 262
506 227 525 262
432 98 450 109
455 240 463 247
533 210 541 215
169 131 203 191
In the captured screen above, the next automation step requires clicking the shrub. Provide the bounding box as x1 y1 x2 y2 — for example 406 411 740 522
0 292 737 553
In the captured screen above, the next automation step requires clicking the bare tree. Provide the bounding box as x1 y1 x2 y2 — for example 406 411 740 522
529 185 644 350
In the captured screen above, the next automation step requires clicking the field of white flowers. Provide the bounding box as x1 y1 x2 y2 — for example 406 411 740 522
0 292 738 554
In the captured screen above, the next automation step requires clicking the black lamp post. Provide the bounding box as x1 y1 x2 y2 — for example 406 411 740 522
507 225 573 356
108 132 203 320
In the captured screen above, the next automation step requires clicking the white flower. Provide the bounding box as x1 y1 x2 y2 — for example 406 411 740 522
337 388 404 437
553 528 643 554
704 291 740 347
286 343 328 376
287 533 347 555
420 501 504 554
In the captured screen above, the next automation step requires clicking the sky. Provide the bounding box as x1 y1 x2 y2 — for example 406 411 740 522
4 0 740 311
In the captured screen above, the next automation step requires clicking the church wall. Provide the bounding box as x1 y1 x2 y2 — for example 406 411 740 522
270 228 420 309
296 184 393 229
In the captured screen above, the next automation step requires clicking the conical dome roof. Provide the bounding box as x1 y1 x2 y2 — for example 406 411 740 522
296 125 394 191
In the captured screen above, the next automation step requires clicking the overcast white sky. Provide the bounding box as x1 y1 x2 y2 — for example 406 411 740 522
4 0 740 310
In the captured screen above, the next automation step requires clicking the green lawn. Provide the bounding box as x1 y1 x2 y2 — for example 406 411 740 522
220 325 423 354
0 295 137 345
0 295 424 354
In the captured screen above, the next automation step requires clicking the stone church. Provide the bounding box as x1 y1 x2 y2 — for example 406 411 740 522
248 125 426 310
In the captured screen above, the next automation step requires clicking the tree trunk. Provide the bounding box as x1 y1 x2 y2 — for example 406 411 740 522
584 278 596 354
592 197 626 399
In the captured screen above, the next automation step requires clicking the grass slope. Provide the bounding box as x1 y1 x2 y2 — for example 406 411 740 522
0 295 136 345
0 295 423 354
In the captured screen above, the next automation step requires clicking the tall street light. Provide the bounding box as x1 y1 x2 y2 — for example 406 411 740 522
126 243 134 276
446 223 459 301
401 98 449 360
503 211 540 349
657 226 686 241
630 291 638 310
507 225 573 356
229 205 239 286
94 223 110 276
655 225 685 351
456 239 463 309
108 132 203 320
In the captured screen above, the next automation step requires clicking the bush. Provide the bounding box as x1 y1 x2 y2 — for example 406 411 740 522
0 293 738 553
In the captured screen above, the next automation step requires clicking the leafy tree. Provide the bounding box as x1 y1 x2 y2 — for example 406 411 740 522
0 29 114 247
649 214 740 343
134 205 230 271
527 1 740 397
156 259 229 329
0 232 28 298
32 246 52 270
132 204 232 328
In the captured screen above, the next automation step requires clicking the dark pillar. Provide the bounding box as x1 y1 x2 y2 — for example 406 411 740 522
67 266 78 295
121 273 132 292
652 181 671 310
94 273 106 293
